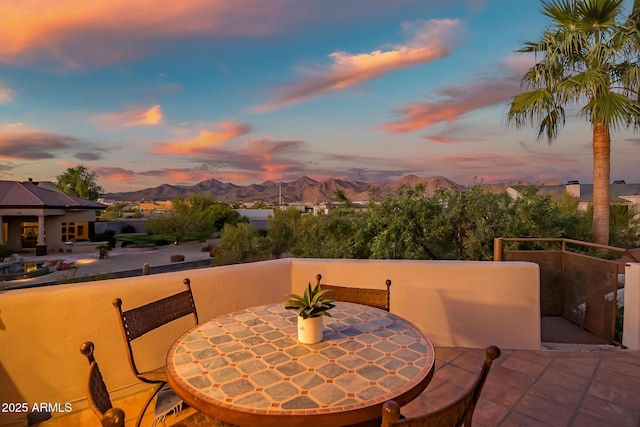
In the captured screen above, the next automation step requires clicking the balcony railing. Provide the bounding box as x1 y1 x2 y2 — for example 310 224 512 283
494 237 639 345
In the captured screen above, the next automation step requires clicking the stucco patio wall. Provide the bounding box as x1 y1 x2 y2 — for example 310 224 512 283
0 258 539 426
291 259 540 350
0 259 291 427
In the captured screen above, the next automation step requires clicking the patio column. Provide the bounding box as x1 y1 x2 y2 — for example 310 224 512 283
623 263 640 350
0 215 3 244
36 215 47 255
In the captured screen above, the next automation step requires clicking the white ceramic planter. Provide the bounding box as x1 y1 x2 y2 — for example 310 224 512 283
297 316 323 344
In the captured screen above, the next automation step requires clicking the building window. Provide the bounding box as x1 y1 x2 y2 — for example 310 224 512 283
62 222 89 241
22 222 38 248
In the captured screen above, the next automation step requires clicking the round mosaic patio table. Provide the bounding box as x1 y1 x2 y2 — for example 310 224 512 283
166 302 435 427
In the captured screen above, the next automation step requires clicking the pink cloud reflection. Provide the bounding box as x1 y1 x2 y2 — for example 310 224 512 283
380 57 530 133
95 105 163 129
154 121 251 155
254 19 461 112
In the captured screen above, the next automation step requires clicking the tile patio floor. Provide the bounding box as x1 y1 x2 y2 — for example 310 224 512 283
410 347 640 427
167 346 640 427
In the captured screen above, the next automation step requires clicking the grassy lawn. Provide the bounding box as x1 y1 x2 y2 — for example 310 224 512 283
116 234 201 244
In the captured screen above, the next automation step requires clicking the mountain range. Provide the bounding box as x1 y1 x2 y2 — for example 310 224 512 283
103 175 561 204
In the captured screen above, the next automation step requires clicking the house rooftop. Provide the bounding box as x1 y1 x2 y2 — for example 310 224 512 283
0 180 105 209
509 181 640 203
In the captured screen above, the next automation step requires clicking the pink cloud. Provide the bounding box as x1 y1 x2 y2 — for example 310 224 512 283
200 138 306 176
95 105 163 129
97 166 220 186
0 1 285 67
399 146 587 185
0 86 12 104
171 137 308 182
0 1 438 68
424 135 475 144
94 167 137 183
138 137 307 184
154 121 251 155
0 129 76 159
253 19 461 112
152 119 307 182
140 168 213 183
379 57 531 133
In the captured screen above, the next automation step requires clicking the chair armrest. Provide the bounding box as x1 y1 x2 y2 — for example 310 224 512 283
103 407 125 427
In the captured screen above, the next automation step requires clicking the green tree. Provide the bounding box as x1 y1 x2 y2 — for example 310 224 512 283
507 0 640 245
290 213 324 257
315 208 372 258
368 185 449 259
587 203 640 248
499 186 591 255
217 223 271 264
208 203 243 232
100 202 141 220
145 195 241 243
291 205 372 259
267 207 302 257
55 165 104 200
437 186 512 260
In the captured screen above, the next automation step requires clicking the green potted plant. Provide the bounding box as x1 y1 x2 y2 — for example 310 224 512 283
285 282 336 344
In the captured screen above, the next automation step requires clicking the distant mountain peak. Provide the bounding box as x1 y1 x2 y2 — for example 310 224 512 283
294 176 318 184
102 175 523 203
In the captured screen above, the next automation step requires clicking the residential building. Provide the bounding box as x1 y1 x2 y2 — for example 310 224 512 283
0 179 105 255
507 180 640 211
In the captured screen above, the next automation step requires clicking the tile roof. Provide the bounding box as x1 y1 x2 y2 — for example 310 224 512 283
0 180 105 209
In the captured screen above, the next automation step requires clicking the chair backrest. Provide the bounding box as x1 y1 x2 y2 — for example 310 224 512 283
112 278 198 379
80 342 125 427
381 345 501 427
316 273 392 311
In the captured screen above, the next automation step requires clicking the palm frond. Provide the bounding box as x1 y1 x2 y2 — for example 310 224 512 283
577 0 624 31
507 89 566 141
585 90 640 129
537 109 566 141
541 0 580 27
559 67 609 101
613 62 640 100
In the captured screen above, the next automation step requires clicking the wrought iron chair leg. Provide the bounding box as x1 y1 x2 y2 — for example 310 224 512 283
135 383 164 427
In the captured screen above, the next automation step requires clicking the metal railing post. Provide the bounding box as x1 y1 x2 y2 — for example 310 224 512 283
493 238 503 261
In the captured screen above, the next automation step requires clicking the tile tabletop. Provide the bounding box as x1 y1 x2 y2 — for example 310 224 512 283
167 302 435 426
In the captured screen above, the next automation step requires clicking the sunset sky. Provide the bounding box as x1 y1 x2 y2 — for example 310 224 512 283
1 0 638 193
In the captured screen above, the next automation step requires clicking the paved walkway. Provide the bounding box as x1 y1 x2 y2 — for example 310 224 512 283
3 240 215 289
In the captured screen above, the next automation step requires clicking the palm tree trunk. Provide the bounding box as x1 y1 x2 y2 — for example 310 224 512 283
592 122 610 245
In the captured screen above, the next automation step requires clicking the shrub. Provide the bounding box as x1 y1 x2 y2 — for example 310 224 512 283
0 244 13 261
217 223 271 265
97 244 111 259
120 240 133 248
92 232 116 248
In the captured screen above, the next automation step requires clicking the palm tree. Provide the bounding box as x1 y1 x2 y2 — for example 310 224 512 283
507 0 640 245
